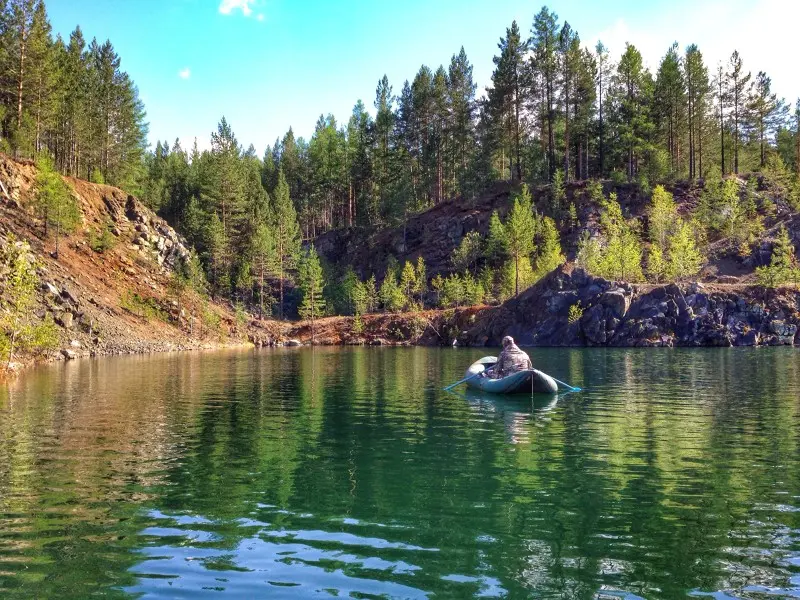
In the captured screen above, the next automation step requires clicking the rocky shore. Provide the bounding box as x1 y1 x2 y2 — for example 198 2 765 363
459 267 799 348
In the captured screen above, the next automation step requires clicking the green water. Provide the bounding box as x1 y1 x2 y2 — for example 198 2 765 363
0 348 799 599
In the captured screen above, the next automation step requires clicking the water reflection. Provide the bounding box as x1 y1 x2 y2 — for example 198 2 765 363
0 347 798 598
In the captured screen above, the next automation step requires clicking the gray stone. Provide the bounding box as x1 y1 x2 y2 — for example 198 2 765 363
640 306 664 320
285 339 303 347
600 291 630 319
57 311 74 329
547 291 579 314
61 349 77 360
42 281 60 296
581 304 609 344
768 320 797 345
735 330 759 346
61 286 79 304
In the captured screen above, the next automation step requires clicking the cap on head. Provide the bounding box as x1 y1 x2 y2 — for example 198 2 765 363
502 335 514 348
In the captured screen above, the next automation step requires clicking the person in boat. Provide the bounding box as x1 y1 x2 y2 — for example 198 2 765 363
489 336 533 379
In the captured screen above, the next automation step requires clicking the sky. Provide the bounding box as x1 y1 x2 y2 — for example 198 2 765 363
47 0 800 156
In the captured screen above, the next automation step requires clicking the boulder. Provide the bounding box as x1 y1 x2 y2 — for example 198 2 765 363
56 311 74 329
735 330 759 346
61 286 79 304
581 304 610 344
61 349 77 360
285 339 303 347
546 291 578 314
600 290 630 319
41 281 60 296
768 320 797 345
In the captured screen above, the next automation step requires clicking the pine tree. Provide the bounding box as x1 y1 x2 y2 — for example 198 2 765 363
447 47 477 196
613 43 653 182
364 274 378 313
379 263 404 312
654 43 686 176
489 21 527 181
504 184 537 295
347 100 373 225
399 260 416 308
204 211 229 294
595 41 611 177
795 100 800 177
452 230 483 273
250 222 277 318
374 75 394 218
530 6 559 179
685 45 710 179
648 184 677 249
756 225 797 287
208 116 243 237
485 210 508 264
34 155 79 258
272 168 301 319
726 50 751 174
558 21 581 181
746 71 786 169
550 168 565 217
534 215 564 276
646 244 667 282
666 219 703 279
298 244 326 340
597 193 644 281
414 256 427 297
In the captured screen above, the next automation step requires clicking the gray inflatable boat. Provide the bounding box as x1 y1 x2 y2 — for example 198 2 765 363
464 356 559 394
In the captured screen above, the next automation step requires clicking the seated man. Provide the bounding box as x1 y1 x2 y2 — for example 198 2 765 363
491 336 533 379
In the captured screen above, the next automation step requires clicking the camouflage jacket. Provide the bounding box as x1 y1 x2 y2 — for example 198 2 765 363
494 344 533 378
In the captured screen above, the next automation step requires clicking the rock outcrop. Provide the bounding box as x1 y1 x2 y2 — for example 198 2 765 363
461 267 800 348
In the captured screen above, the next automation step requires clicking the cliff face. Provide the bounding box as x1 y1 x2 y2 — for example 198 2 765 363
460 267 800 348
0 154 275 369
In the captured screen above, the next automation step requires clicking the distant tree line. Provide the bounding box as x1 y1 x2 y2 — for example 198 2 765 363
2 1 800 319
0 0 148 189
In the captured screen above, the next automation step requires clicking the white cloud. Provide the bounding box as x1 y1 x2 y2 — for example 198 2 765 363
256 13 264 22
178 68 191 80
218 0 255 17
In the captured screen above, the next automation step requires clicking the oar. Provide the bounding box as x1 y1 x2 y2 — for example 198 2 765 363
444 372 481 391
551 377 582 392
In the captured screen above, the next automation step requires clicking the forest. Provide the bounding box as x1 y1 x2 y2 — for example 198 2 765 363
1 0 800 323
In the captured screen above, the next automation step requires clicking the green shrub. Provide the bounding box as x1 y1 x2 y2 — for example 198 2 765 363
568 303 583 324
610 170 627 186
352 314 364 335
0 239 59 367
201 303 222 336
89 220 117 253
234 303 248 329
120 291 168 321
755 226 799 288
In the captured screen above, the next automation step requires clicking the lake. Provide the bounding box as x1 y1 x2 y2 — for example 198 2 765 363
0 347 799 599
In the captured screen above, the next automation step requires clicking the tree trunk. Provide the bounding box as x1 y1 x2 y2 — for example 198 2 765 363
598 81 604 177
17 34 26 133
514 75 522 181
563 89 570 181
6 329 17 370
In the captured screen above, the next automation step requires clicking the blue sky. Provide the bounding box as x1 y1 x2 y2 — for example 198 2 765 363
48 0 799 155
